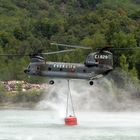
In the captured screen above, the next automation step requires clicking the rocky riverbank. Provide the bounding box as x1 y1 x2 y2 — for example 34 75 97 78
1 81 48 92
0 81 49 108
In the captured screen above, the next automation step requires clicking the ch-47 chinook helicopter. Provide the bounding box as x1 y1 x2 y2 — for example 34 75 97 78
24 43 114 85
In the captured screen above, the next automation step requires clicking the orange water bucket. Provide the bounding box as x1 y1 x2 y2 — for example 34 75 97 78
64 116 77 125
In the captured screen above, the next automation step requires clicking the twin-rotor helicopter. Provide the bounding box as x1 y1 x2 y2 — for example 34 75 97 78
1 43 139 85
24 43 113 85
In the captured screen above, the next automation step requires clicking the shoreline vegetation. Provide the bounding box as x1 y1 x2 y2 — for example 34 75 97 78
0 81 48 108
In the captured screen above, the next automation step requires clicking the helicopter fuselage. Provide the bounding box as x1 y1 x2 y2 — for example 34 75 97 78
24 50 113 85
24 61 113 80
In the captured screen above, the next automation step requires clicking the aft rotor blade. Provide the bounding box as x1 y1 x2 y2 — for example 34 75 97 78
51 43 91 50
97 47 140 51
41 49 76 55
111 47 140 50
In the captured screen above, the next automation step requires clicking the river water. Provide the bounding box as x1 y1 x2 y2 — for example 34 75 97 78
0 110 140 140
1 78 140 140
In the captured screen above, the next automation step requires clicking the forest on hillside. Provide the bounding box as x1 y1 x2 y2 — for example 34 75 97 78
0 0 140 82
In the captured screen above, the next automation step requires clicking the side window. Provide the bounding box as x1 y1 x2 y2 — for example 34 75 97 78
37 66 40 70
88 55 94 61
48 67 51 71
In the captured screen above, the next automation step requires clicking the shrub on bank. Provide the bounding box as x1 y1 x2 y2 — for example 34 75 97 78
12 90 44 103
0 87 45 103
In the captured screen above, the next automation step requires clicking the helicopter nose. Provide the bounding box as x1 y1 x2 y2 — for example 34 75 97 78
24 69 30 73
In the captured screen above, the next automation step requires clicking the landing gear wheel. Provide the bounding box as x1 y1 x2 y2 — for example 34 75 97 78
89 80 94 85
49 80 54 85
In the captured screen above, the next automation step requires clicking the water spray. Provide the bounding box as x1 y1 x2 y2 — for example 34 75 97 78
36 73 140 126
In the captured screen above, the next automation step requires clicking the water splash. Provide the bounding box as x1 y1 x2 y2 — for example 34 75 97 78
36 73 140 112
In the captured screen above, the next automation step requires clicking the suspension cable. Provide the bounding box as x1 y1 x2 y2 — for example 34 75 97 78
66 80 76 117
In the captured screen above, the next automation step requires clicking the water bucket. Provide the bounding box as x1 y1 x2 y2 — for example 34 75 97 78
64 116 77 125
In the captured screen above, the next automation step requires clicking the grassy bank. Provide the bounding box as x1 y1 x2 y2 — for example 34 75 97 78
0 85 45 107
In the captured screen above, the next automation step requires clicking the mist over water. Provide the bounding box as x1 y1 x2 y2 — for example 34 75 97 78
36 73 140 113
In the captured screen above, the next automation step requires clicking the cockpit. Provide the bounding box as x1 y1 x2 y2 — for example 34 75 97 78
24 55 45 75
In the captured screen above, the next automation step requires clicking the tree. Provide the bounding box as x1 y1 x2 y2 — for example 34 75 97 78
119 54 129 72
34 19 60 39
13 27 27 41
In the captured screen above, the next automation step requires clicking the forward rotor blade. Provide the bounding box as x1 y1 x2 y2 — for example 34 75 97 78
0 54 29 56
0 49 75 56
41 49 76 55
51 43 91 50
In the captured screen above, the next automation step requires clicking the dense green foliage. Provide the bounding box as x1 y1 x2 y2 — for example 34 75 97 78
0 0 140 81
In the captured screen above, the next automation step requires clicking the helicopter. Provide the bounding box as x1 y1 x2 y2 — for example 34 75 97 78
24 43 114 85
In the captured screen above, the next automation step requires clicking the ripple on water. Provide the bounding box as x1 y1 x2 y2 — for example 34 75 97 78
0 110 140 140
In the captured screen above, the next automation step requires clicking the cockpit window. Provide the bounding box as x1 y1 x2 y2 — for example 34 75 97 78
87 54 96 62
